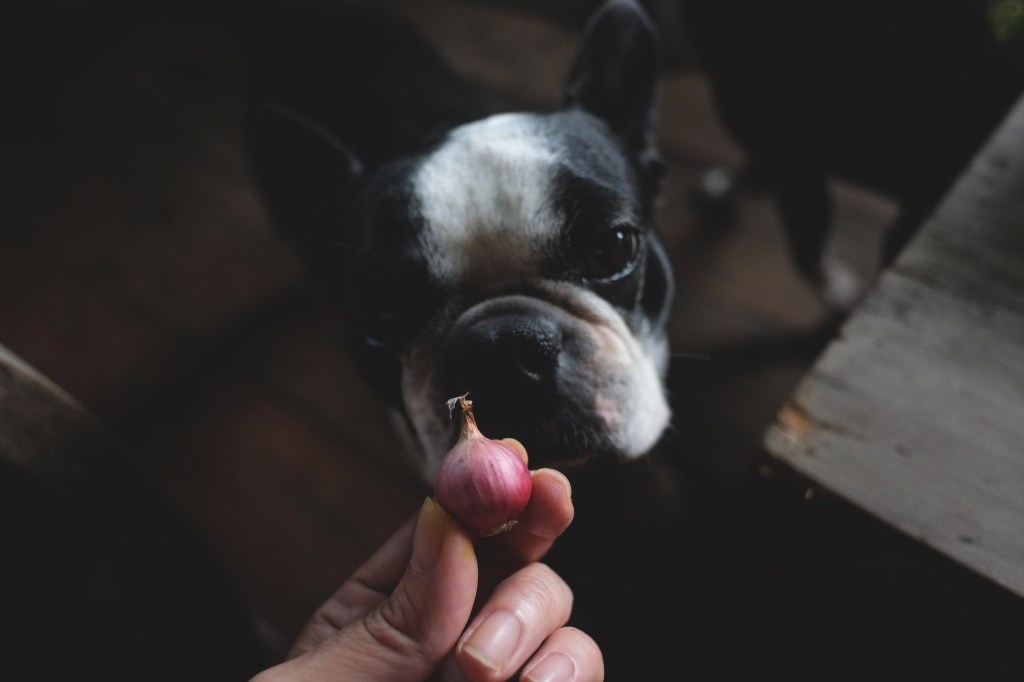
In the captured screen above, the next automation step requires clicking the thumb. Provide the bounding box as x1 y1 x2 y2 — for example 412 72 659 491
258 498 479 682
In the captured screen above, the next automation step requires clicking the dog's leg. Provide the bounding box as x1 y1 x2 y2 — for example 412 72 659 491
773 170 861 311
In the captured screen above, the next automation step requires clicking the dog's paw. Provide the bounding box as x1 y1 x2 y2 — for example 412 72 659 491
819 256 863 313
691 165 739 226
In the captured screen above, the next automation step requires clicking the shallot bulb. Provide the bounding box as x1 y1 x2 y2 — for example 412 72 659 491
433 395 533 536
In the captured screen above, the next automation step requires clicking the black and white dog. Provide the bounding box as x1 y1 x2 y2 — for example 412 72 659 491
245 0 674 477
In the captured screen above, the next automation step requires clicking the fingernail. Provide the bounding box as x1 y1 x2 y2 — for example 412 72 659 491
410 497 446 573
500 437 528 464
462 610 522 671
524 653 576 682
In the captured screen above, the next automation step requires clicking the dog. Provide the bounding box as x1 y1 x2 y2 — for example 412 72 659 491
244 0 675 478
681 0 1024 309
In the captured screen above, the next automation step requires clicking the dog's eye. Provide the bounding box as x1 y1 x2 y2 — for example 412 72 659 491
584 225 641 280
362 311 405 349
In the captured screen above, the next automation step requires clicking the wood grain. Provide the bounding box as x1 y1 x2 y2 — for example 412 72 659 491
0 343 108 485
765 94 1024 599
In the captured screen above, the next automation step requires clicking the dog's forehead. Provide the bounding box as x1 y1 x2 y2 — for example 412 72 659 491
410 113 575 287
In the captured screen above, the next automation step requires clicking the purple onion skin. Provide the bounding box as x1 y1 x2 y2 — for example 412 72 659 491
434 397 533 536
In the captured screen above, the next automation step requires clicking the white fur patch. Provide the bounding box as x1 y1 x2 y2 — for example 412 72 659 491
535 282 671 457
412 113 563 286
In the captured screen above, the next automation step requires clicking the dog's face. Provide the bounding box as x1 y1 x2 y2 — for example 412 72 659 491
351 109 674 474
249 0 673 477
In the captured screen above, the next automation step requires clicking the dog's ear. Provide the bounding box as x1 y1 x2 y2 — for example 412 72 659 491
565 0 662 174
246 103 362 251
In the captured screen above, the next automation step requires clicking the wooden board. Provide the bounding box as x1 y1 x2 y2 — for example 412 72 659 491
0 343 108 484
764 93 1024 600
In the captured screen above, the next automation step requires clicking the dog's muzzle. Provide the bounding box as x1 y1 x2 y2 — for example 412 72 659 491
436 295 613 467
443 308 563 398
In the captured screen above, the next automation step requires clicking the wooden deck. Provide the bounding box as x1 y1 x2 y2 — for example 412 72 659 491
5 0 1019 678
763 94 1024 604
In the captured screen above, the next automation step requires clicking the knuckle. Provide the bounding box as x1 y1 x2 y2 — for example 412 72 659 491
361 588 434 665
511 563 573 617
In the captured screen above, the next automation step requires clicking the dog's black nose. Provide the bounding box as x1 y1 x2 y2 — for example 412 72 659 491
445 313 563 395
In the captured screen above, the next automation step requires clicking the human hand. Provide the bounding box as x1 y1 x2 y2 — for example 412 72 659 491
251 447 603 682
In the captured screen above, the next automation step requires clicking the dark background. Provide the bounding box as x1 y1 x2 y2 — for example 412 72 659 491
2 0 1022 679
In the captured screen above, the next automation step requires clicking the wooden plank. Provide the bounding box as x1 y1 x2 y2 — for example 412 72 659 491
368 0 580 109
0 17 303 418
764 93 1024 599
118 293 428 641
154 380 425 640
0 343 109 484
0 343 275 678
